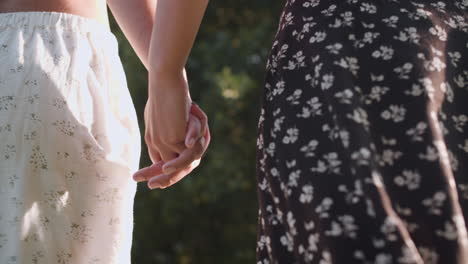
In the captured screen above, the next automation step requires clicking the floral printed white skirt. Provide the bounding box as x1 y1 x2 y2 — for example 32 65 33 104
0 12 141 263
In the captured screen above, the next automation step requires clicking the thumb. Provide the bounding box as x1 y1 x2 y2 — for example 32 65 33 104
185 113 202 148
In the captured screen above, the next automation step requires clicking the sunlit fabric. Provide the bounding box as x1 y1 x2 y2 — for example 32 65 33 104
0 12 141 263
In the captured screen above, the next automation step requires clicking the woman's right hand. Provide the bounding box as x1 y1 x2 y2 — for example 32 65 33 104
133 101 210 189
134 65 211 189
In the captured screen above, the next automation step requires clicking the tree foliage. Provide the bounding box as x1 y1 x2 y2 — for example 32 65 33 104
110 1 283 263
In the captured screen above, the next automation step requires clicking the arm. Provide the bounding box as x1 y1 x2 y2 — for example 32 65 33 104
140 0 210 188
106 0 157 69
110 0 210 188
148 0 209 76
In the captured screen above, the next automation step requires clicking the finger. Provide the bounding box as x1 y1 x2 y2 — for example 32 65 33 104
147 145 162 164
133 161 165 182
159 147 179 163
191 103 208 136
185 114 202 148
187 103 208 145
148 159 201 189
162 137 205 174
202 124 211 154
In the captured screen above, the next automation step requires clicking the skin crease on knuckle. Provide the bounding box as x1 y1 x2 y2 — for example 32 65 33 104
164 135 184 146
144 132 152 143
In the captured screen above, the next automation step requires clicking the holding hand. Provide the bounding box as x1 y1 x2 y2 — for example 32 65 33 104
133 70 210 189
136 0 210 189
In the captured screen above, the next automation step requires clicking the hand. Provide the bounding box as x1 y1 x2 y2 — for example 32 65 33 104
133 104 210 189
133 66 210 189
144 70 192 162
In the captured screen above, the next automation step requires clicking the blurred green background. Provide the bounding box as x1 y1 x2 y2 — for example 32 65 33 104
109 1 283 263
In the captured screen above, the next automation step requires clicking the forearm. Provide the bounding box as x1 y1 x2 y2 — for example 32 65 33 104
107 0 157 69
148 0 209 79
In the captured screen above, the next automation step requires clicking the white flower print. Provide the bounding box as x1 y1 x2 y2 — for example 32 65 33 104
395 27 421 44
299 185 314 203
297 97 323 118
382 16 399 28
334 89 354 104
364 85 389 104
452 114 468 132
257 235 271 252
300 140 319 157
372 46 394 60
394 170 421 190
339 129 350 148
265 142 276 157
321 5 337 17
352 31 381 48
280 13 294 30
271 115 285 138
419 247 439 264
351 147 371 166
273 80 285 96
303 0 320 8
334 57 359 76
375 254 393 264
393 63 414 79
381 105 406 123
270 167 280 178
315 197 333 218
417 52 447 72
360 3 377 14
311 152 342 174
326 215 358 239
436 221 458 240
287 169 301 189
325 43 343 54
321 74 335 90
269 44 289 72
448 51 461 67
256 2 468 263
338 181 364 204
404 83 425 97
347 108 370 129
309 31 327 43
380 217 399 241
286 89 302 105
406 122 428 142
458 140 468 153
282 127 299 144
429 25 448 41
378 149 403 166
418 146 439 161
280 232 294 252
422 191 447 215
284 51 306 70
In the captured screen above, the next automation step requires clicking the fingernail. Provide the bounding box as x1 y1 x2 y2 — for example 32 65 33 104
133 174 143 182
163 167 176 175
200 137 206 148
188 137 195 147
148 181 161 190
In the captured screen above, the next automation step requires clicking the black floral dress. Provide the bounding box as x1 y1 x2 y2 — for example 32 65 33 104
256 0 468 263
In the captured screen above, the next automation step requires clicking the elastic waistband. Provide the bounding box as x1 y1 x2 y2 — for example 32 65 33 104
0 11 112 36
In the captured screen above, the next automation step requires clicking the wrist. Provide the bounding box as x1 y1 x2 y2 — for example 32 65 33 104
148 69 190 99
149 64 185 80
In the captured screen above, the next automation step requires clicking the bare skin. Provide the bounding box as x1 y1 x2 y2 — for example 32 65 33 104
0 0 211 189
0 0 109 26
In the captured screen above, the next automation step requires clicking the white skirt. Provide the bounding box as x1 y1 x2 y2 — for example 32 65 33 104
0 11 141 263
